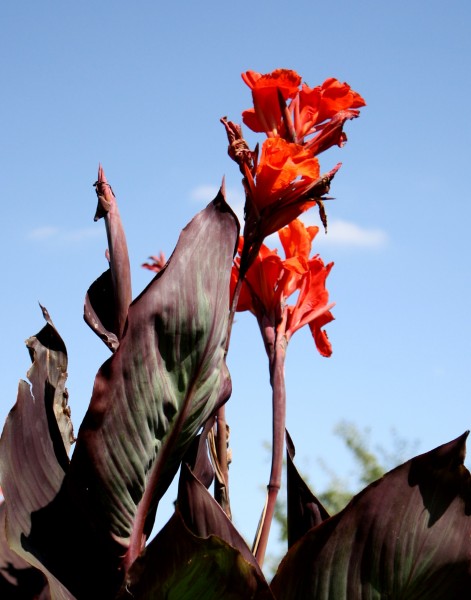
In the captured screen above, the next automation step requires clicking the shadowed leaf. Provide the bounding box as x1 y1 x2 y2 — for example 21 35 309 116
0 307 76 599
0 501 50 599
286 430 329 549
84 268 119 352
121 509 273 600
177 431 266 571
271 433 471 599
122 432 273 599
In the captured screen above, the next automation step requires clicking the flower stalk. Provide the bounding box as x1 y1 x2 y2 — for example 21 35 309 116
253 309 288 567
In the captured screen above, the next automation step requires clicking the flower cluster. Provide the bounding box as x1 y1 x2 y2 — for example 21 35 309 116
225 68 364 354
231 219 334 356
222 68 365 252
241 69 365 144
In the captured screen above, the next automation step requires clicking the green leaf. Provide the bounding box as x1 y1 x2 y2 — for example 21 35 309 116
271 433 471 599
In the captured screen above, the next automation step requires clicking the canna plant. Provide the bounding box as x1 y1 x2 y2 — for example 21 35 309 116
0 68 470 600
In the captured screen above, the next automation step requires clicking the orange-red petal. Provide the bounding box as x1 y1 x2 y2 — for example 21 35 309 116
254 138 320 210
242 69 302 133
309 309 335 357
299 78 366 130
278 219 319 261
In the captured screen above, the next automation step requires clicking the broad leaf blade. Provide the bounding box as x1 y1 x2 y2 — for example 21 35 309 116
0 308 76 599
122 434 272 599
178 432 267 572
69 191 238 567
271 433 471 599
122 509 273 600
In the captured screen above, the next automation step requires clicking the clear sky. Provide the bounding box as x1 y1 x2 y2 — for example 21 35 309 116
1 0 470 563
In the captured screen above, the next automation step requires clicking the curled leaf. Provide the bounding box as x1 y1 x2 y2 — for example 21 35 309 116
0 307 76 599
86 165 132 347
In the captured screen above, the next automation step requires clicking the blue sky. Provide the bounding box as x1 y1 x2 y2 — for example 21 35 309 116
1 0 471 562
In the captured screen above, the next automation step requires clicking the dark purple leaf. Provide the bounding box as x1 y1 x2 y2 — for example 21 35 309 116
121 509 273 600
67 190 238 572
178 431 261 570
0 307 76 598
83 268 119 352
120 431 273 599
286 430 329 549
0 501 50 599
271 433 471 599
86 164 132 347
1 191 238 598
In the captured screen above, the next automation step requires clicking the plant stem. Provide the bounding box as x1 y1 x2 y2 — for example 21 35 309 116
253 311 288 567
213 263 244 516
213 406 232 519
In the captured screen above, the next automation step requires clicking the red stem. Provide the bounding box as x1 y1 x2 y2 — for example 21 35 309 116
253 310 288 566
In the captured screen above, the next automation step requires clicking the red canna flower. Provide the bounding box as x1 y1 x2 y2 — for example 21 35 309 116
242 69 301 135
231 238 300 322
223 68 364 276
241 69 365 148
252 137 320 211
142 251 167 273
231 219 334 356
295 78 366 141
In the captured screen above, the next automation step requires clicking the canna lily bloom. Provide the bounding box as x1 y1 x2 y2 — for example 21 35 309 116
231 239 302 322
241 69 365 146
232 220 334 356
295 78 366 141
280 220 334 355
142 251 167 273
241 138 339 245
223 68 363 273
252 138 320 211
242 69 301 135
